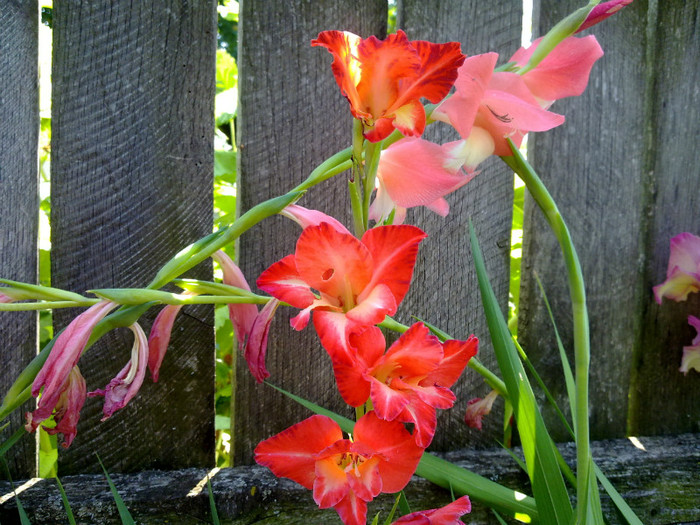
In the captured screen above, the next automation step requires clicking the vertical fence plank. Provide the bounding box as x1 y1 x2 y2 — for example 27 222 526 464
0 0 39 479
519 0 659 441
396 1 520 450
51 1 217 473
629 1 700 436
235 0 387 464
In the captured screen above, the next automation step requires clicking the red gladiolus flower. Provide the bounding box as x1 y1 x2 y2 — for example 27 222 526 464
509 36 604 108
392 495 472 524
257 223 426 357
255 412 423 525
434 53 565 158
25 300 117 445
312 30 465 142
89 322 149 420
330 323 478 447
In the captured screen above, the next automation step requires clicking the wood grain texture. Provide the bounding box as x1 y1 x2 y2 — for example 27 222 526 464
0 0 39 479
234 0 387 464
51 1 217 473
518 0 650 441
628 1 700 435
397 0 520 450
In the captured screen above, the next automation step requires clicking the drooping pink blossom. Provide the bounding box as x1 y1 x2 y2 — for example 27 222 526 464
26 366 87 448
653 232 700 304
509 36 604 108
212 250 258 352
89 322 149 420
576 0 634 33
369 138 476 224
243 298 281 383
681 316 700 375
392 495 472 524
312 30 465 142
147 303 185 382
255 412 423 525
26 300 117 442
464 389 500 430
280 204 350 233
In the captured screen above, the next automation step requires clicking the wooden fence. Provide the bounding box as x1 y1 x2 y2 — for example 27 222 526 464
1 0 698 485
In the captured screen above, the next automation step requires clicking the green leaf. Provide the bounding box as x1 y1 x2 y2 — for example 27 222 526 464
55 477 77 525
97 455 135 525
207 476 221 525
15 493 32 525
214 150 237 183
469 220 573 524
215 415 231 431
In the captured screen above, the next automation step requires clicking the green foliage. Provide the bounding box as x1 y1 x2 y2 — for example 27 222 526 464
55 477 78 525
217 0 239 58
97 455 136 525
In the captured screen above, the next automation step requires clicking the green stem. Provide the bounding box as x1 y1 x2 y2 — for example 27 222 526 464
502 140 593 523
350 118 367 236
0 299 99 311
362 140 382 227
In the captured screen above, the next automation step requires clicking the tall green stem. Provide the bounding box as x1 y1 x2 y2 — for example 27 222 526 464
502 140 597 523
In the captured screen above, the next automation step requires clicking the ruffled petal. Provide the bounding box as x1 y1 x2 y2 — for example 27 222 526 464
257 254 316 308
422 335 479 388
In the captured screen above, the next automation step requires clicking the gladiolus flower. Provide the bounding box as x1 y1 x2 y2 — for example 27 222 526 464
464 389 500 430
681 316 700 375
392 495 472 524
330 323 478 447
257 223 426 357
212 250 258 351
243 298 280 383
369 138 476 224
576 0 634 33
509 36 604 108
653 232 700 304
255 412 423 525
312 30 465 142
89 322 149 420
280 204 350 233
25 300 117 444
434 53 565 158
26 366 86 448
147 303 184 382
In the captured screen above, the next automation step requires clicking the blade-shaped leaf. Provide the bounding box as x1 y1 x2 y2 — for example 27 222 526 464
469 220 573 524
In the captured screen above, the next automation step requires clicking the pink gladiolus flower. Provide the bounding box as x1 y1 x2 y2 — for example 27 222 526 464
576 0 634 33
26 300 117 443
464 389 500 430
89 322 149 420
681 316 700 375
312 30 465 142
369 138 476 224
509 36 604 108
392 495 472 524
330 323 478 447
257 223 426 356
147 303 184 382
243 298 281 383
280 204 350 233
255 412 423 525
653 233 700 304
212 250 258 352
26 366 86 448
434 53 565 158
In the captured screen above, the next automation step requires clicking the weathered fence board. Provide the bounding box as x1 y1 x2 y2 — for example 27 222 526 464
50 1 217 473
396 0 521 450
629 0 700 435
234 0 388 464
520 0 700 442
0 0 39 480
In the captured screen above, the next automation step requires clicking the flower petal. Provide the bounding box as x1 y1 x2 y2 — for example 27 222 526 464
422 335 479 388
280 204 350 234
255 414 343 490
148 303 184 382
392 495 472 524
257 254 317 308
244 299 281 383
576 0 633 33
681 316 700 375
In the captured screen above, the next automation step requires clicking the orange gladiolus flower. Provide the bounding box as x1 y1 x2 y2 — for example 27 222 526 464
312 30 465 142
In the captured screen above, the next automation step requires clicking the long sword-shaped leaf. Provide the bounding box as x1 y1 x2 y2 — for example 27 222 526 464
469 221 572 524
97 455 135 525
266 383 538 522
